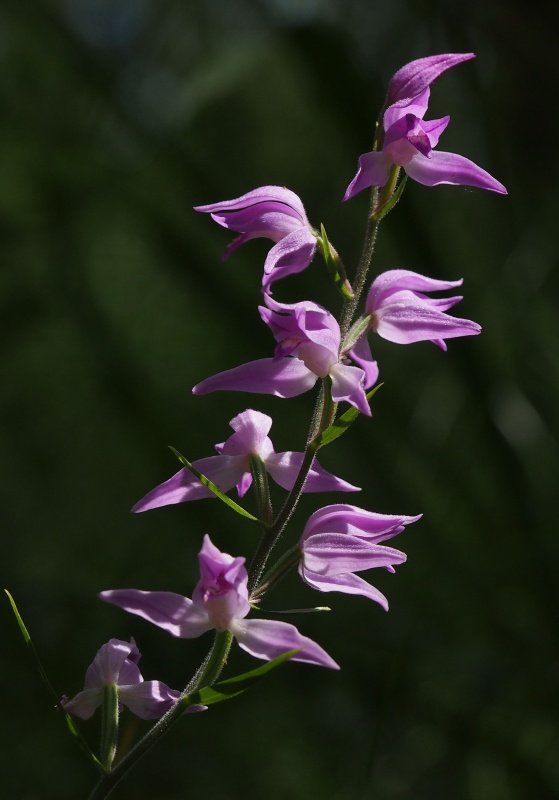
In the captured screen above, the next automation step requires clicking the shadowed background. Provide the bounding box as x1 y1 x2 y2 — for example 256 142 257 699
1 1 557 798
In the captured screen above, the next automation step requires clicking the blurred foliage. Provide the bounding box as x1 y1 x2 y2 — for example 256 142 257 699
1 0 557 798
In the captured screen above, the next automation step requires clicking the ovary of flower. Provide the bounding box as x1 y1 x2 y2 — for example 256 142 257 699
344 87 507 200
61 639 180 720
363 269 481 350
132 409 359 513
194 186 318 292
193 297 378 417
299 505 421 609
100 535 339 670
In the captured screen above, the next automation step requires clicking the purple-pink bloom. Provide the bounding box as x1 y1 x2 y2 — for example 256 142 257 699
361 269 481 351
61 638 180 720
100 535 339 670
133 409 359 512
387 52 476 104
194 186 317 292
193 297 378 417
299 504 421 609
344 86 507 200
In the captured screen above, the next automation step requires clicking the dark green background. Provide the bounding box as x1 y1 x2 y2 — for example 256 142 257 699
2 1 557 798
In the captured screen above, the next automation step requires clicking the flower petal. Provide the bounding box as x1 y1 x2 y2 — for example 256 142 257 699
131 455 246 512
300 567 389 610
375 295 481 345
387 53 475 103
192 358 318 398
99 589 212 639
62 687 103 720
265 451 361 493
303 532 407 575
329 362 371 416
262 228 317 291
405 149 507 193
118 681 180 720
343 151 392 201
231 618 339 669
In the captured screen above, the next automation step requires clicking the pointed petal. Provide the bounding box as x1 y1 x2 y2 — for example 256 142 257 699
131 456 246 512
303 532 407 574
300 567 389 610
405 149 507 193
367 269 463 310
343 151 392 201
99 589 212 639
265 451 361 493
119 681 181 720
84 639 137 689
193 358 318 398
375 298 481 345
329 362 371 416
231 618 339 669
219 409 273 456
388 53 476 103
348 335 379 389
194 186 308 222
62 687 103 720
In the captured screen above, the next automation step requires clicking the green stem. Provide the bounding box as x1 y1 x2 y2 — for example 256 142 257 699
339 186 380 342
100 685 119 772
87 632 233 800
248 379 336 595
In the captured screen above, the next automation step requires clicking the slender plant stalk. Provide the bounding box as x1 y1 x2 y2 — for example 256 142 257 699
87 631 233 800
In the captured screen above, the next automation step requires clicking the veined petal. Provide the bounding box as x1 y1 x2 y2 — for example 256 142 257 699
368 270 463 308
329 362 371 416
263 228 317 291
192 358 318 398
405 149 507 193
343 151 392 201
99 589 212 639
265 451 361 493
388 53 476 103
375 300 481 345
300 567 389 610
303 532 407 575
218 409 273 456
231 618 339 669
302 504 421 542
194 186 308 222
119 681 180 720
131 455 246 512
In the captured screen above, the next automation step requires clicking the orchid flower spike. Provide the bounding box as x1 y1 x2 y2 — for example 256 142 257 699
61 639 180 720
194 186 318 293
344 82 507 199
193 296 378 417
133 409 359 513
387 52 476 104
299 505 421 609
100 536 339 670
355 269 481 354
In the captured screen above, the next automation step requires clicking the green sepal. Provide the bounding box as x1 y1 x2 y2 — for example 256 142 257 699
314 384 383 449
318 224 353 300
372 174 408 221
4 590 104 773
181 649 299 708
342 314 372 355
169 446 260 524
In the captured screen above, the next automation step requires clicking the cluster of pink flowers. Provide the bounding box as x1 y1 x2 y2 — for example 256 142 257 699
65 53 506 726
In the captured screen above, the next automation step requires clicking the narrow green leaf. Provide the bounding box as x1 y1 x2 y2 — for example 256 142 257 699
318 224 353 300
169 446 260 523
5 590 104 772
314 384 383 448
182 649 299 708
